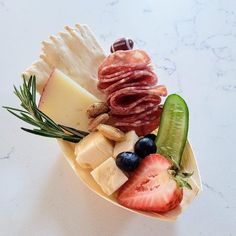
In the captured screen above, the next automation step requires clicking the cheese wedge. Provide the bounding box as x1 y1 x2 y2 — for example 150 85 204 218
75 132 114 169
113 131 139 158
91 157 128 195
23 24 106 99
38 69 99 132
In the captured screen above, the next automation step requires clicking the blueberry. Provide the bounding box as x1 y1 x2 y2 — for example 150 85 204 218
144 133 156 141
134 137 157 158
116 152 140 172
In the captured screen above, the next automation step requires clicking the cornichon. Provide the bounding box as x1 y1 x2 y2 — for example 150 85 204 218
155 94 189 168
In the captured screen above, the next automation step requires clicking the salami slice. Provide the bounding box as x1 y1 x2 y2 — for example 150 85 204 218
111 105 160 124
107 85 167 114
99 66 154 83
98 70 148 90
109 96 160 115
118 117 161 136
98 50 151 76
98 69 157 94
115 108 162 136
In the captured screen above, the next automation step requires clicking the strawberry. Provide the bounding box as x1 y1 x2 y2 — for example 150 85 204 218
117 154 183 213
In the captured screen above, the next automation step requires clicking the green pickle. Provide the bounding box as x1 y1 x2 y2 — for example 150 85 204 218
155 94 189 168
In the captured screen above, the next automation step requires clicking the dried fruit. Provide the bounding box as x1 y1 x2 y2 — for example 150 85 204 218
110 38 134 53
97 124 126 141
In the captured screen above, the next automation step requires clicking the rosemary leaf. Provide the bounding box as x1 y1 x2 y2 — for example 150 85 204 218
21 128 62 138
2 106 29 114
36 109 63 131
59 124 88 137
62 136 82 143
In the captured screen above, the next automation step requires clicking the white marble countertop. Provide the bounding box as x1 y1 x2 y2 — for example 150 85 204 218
1 0 235 235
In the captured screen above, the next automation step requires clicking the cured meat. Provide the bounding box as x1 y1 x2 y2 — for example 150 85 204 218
98 50 151 76
108 86 166 114
115 108 162 137
110 106 161 124
99 70 157 94
97 49 167 136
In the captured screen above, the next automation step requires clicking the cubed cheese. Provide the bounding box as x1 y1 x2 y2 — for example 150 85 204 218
113 131 139 158
91 157 128 195
75 132 114 169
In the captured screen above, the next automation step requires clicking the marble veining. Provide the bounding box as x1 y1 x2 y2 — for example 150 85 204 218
155 57 177 76
106 0 119 7
0 1 5 7
0 147 14 160
202 182 224 200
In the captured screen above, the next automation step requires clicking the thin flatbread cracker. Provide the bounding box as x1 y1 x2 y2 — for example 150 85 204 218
23 24 106 100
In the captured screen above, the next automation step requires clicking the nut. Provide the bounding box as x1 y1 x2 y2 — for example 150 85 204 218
88 113 109 132
87 102 110 118
97 124 126 142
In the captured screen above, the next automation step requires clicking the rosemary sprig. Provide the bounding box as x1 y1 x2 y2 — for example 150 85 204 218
3 76 88 143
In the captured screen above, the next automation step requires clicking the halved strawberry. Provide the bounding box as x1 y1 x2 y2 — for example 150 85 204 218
117 154 183 213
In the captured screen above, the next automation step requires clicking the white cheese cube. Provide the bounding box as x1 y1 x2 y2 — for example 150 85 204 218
75 132 114 169
91 157 128 195
38 69 100 132
113 131 139 158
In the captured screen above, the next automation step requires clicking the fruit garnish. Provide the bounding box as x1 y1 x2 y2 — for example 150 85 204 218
116 152 140 172
134 137 157 158
3 76 88 142
155 94 189 168
110 38 134 53
117 154 183 213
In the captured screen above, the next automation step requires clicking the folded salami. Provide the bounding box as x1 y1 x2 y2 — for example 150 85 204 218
108 86 166 114
98 50 151 76
97 49 167 136
98 69 157 93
